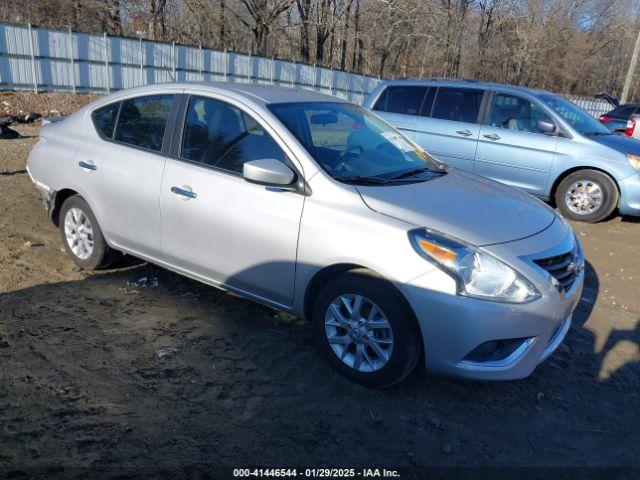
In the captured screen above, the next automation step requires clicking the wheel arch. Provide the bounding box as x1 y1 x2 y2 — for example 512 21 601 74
302 263 420 333
50 188 80 226
550 166 620 207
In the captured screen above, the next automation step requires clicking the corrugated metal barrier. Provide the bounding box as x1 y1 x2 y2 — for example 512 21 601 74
0 22 379 105
0 22 616 115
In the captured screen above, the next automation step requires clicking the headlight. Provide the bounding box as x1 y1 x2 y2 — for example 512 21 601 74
628 154 640 172
409 229 541 303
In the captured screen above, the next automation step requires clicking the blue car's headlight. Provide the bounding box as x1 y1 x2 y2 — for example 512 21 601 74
409 229 541 303
627 154 640 173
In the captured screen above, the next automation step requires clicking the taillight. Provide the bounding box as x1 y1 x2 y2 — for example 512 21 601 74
625 118 636 137
599 115 612 122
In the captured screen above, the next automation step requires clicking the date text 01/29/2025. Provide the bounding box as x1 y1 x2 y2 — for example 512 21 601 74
232 468 401 478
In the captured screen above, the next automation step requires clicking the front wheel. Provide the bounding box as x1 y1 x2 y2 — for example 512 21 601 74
555 170 619 223
311 269 421 388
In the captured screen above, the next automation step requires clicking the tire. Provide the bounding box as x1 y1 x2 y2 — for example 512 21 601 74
555 169 618 223
311 269 421 389
58 195 115 269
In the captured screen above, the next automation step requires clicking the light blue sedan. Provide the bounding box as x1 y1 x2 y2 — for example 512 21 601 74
364 80 640 222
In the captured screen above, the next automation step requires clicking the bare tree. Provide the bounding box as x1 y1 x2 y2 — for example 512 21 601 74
238 0 294 55
4 0 640 100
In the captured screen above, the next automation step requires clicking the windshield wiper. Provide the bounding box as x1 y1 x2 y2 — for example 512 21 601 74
583 131 611 136
390 167 447 180
333 175 391 185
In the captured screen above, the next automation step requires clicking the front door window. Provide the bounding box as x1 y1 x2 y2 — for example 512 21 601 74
489 93 553 133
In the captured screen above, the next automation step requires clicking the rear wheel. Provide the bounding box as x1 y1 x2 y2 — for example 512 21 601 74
555 169 618 223
311 269 421 388
59 195 116 269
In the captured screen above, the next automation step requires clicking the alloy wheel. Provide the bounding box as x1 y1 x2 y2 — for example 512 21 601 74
64 207 94 260
565 180 603 215
324 294 394 372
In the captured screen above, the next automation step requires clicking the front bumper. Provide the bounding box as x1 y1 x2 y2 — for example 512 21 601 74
619 172 640 216
399 219 583 380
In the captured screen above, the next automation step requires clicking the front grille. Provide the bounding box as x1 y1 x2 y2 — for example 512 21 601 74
533 249 580 293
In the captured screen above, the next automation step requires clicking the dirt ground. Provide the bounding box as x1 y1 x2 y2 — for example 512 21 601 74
1 121 639 479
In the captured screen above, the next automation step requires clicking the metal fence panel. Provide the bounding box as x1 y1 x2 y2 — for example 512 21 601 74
1 23 30 56
0 21 614 112
565 95 611 118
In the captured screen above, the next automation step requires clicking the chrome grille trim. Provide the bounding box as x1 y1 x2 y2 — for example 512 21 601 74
533 245 581 293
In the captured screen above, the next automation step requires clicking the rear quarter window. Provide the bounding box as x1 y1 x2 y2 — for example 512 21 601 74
373 86 428 116
91 102 120 138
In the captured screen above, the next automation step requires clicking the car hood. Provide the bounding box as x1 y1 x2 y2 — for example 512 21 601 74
356 169 556 246
590 133 640 156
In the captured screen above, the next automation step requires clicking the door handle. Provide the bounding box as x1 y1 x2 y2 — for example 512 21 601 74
78 160 97 171
171 186 197 199
456 130 473 137
483 134 501 141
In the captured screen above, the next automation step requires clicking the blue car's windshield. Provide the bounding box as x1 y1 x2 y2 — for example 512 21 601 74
538 93 610 136
268 102 444 184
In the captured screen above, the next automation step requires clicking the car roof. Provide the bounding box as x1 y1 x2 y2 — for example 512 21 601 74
107 82 344 105
376 79 551 97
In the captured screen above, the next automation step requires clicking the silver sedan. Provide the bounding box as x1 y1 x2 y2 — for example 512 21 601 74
27 83 584 387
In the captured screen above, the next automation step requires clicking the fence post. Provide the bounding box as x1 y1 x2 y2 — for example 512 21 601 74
103 32 110 93
67 28 75 93
292 61 296 87
172 41 176 81
312 63 316 91
247 52 252 83
198 43 203 81
27 23 38 93
271 56 275 84
223 49 228 81
329 67 334 96
139 33 144 85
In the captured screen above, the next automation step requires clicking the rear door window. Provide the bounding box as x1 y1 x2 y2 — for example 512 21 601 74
92 102 120 138
432 87 484 124
373 86 428 116
113 95 174 152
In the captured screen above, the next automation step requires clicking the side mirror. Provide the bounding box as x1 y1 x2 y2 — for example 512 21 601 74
536 120 556 135
243 159 296 189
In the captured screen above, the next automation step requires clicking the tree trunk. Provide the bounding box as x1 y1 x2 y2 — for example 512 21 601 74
339 2 351 71
315 0 331 64
296 0 311 61
72 0 81 30
351 0 361 71
220 0 227 49
109 0 123 36
253 24 269 56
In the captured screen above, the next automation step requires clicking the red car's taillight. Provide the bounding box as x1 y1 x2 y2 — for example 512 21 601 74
599 115 612 122
625 118 636 137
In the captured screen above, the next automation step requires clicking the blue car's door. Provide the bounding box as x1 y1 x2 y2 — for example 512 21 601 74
413 86 485 172
474 92 558 196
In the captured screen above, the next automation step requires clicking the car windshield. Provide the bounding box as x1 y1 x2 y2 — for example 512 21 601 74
538 93 610 135
268 102 444 184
